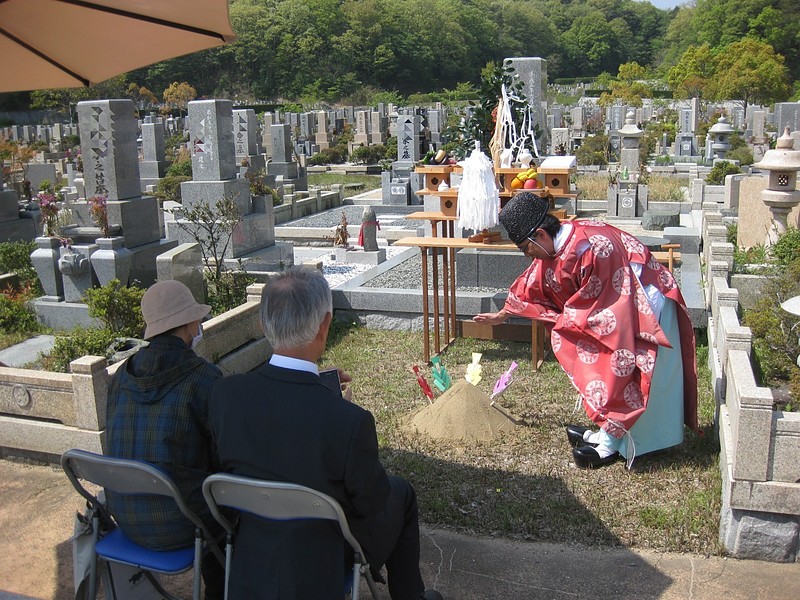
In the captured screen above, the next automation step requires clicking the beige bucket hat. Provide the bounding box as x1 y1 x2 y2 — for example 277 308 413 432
141 280 211 340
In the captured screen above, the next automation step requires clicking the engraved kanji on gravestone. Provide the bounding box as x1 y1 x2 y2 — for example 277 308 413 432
235 112 247 156
89 107 110 197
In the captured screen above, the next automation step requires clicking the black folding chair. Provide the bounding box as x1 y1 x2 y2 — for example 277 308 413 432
62 448 224 600
202 473 380 600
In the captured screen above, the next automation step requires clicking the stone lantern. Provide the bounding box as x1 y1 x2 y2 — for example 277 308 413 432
607 111 647 218
708 115 735 160
618 110 643 178
752 127 800 246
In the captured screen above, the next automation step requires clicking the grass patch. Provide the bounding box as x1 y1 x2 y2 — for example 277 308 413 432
577 174 686 202
323 323 721 555
308 173 382 192
0 330 39 353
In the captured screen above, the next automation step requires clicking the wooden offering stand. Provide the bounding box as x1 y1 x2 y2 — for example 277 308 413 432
414 164 462 216
467 229 503 243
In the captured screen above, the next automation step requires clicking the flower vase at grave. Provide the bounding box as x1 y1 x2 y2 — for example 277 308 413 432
90 236 133 287
30 236 64 299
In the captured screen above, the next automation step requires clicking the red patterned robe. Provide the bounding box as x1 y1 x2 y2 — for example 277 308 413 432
504 220 698 437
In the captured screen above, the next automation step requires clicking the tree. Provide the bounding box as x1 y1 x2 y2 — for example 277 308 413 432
598 62 653 108
126 83 158 110
162 82 197 117
667 44 716 99
705 38 790 111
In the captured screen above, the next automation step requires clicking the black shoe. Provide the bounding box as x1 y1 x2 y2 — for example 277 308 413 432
565 424 596 447
421 591 444 600
572 445 620 469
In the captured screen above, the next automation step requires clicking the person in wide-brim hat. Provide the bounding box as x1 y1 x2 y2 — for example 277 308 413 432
105 279 225 599
141 279 211 340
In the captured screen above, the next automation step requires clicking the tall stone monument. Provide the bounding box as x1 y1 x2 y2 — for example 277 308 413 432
233 108 266 175
504 57 548 152
72 100 167 252
139 115 168 192
169 99 292 271
267 122 308 190
315 110 333 150
353 110 370 147
382 114 423 206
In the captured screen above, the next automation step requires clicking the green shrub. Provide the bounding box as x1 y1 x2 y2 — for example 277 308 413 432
0 292 39 333
62 134 81 148
84 279 145 338
574 135 609 166
166 156 193 177
308 147 347 165
726 146 754 166
0 240 41 293
207 270 255 316
743 258 800 410
771 226 800 266
154 175 191 204
42 327 117 373
705 161 740 185
38 179 52 193
350 144 388 165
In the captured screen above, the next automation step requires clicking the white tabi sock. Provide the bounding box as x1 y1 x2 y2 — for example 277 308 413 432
584 430 602 445
595 430 622 458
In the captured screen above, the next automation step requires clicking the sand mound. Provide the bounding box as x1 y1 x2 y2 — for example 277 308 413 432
408 379 517 442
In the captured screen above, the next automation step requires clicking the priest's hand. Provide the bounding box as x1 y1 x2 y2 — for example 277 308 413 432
473 309 508 326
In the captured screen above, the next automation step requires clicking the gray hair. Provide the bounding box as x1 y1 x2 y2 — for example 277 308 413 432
260 267 333 349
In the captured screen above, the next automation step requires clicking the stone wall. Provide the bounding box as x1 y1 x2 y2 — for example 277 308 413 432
704 212 800 562
273 187 343 224
0 291 271 462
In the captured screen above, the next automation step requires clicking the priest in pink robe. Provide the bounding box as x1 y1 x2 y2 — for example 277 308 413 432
475 193 699 468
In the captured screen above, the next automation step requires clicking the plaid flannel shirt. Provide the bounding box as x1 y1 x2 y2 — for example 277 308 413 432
105 334 222 550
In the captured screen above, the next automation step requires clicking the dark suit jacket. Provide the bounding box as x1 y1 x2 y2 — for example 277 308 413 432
209 363 392 600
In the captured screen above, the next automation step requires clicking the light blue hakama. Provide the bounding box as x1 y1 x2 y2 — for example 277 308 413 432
618 298 685 460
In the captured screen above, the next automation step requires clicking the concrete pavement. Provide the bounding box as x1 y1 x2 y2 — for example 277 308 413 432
1 457 798 600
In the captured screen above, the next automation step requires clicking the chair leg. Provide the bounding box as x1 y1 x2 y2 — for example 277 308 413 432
193 533 203 600
361 565 381 600
350 562 360 600
224 538 233 600
88 514 100 600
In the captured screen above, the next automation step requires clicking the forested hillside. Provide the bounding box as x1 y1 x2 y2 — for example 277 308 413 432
5 0 798 110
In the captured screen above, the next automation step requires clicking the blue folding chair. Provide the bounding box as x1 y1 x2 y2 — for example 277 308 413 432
62 449 224 600
202 473 380 600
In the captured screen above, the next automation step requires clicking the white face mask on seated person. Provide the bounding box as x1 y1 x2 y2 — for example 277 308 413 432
191 322 203 350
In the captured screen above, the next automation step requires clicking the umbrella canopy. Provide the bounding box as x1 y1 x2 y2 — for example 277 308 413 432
0 0 236 93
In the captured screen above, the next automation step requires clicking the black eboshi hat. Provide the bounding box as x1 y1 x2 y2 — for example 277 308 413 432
499 192 550 244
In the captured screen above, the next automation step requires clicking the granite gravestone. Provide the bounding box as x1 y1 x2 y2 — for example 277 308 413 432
75 99 162 248
315 110 332 150
504 57 548 150
139 116 168 191
354 110 370 146
233 108 266 175
170 99 289 269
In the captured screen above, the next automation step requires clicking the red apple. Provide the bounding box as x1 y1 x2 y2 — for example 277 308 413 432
523 178 538 189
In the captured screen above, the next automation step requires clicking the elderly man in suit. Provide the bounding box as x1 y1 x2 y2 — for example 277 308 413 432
209 266 443 600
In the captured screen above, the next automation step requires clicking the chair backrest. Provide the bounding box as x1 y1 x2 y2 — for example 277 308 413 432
62 449 213 548
202 474 364 558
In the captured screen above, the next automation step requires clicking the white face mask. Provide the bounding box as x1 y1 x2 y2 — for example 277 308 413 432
190 323 203 350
